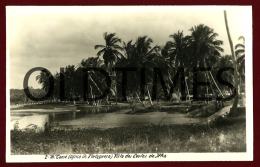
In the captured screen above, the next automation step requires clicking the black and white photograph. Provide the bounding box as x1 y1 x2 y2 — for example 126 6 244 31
6 6 253 162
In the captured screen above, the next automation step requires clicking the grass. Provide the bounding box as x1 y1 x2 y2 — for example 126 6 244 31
11 117 246 155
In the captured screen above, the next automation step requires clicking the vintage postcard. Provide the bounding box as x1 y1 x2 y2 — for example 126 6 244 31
6 6 253 162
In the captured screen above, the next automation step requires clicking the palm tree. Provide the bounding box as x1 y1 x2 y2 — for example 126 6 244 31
224 10 239 115
189 24 224 99
36 70 54 103
189 24 223 67
215 55 234 92
36 70 52 92
168 31 191 68
95 32 124 68
119 36 161 105
166 31 192 101
95 32 124 105
123 40 134 59
63 65 78 104
235 36 245 107
78 57 110 105
52 72 61 103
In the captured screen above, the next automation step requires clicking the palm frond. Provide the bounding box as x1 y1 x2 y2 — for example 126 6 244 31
235 43 245 50
235 49 245 56
112 44 124 51
97 48 106 57
238 36 245 41
94 45 105 50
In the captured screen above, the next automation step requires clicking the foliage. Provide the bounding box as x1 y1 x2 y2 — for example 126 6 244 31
34 25 245 106
94 32 124 67
11 118 246 154
10 88 46 104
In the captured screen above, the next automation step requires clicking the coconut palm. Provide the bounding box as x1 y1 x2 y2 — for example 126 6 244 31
36 70 52 92
224 10 239 115
62 65 78 104
166 31 193 101
215 55 234 92
78 57 110 105
167 31 191 68
94 32 124 68
123 40 134 59
95 32 124 105
188 24 224 99
189 24 223 67
118 36 161 105
36 70 56 103
52 72 61 102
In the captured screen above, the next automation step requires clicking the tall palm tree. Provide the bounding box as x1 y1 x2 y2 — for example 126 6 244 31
79 57 110 105
95 32 124 105
63 65 78 104
94 32 124 68
168 31 191 68
166 31 192 101
224 10 239 115
123 40 134 59
189 24 224 99
189 24 224 67
119 36 161 105
234 36 245 104
52 72 61 103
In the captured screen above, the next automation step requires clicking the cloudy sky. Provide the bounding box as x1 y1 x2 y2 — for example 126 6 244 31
7 6 251 89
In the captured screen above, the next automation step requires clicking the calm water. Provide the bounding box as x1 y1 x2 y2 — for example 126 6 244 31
10 107 205 130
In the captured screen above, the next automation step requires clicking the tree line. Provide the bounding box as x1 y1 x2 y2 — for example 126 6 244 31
35 24 245 106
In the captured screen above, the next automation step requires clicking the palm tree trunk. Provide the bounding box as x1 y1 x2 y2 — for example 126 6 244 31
146 86 153 106
71 89 76 105
112 54 118 106
115 73 118 106
202 59 213 103
206 71 215 94
224 10 239 115
90 86 93 104
204 72 209 103
89 75 110 105
209 71 225 98
135 91 145 107
239 76 241 95
184 77 191 102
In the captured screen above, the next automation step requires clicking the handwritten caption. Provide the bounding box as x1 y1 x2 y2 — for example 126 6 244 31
45 153 166 160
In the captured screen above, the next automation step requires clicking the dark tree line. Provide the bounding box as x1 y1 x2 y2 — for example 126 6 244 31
35 24 245 107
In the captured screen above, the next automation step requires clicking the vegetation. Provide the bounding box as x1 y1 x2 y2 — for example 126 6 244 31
33 23 245 109
10 88 46 105
11 116 246 154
